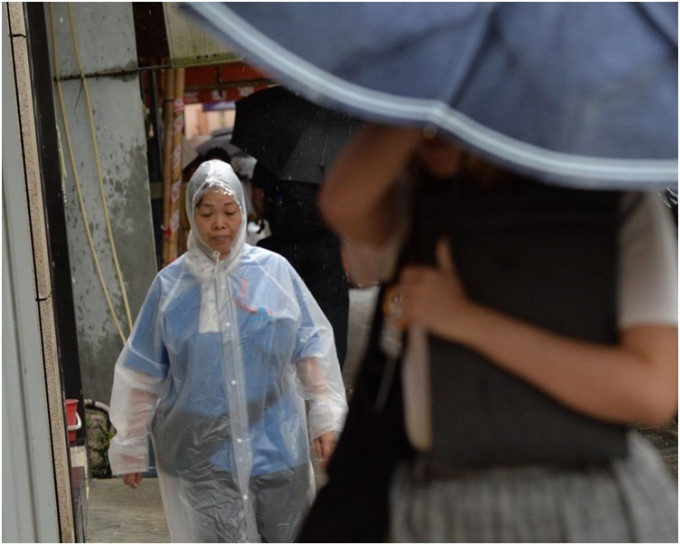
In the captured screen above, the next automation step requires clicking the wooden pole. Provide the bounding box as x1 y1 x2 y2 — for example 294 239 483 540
161 68 175 267
167 67 185 264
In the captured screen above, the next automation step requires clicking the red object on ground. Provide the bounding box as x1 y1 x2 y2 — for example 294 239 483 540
65 399 81 443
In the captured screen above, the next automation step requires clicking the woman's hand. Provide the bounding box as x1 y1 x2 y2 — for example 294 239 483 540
313 431 338 470
398 240 677 428
399 238 472 341
123 472 143 489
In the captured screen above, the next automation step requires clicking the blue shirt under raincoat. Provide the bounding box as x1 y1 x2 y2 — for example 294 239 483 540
109 160 348 542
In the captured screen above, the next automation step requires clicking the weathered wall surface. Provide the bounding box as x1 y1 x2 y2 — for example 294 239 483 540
46 3 157 404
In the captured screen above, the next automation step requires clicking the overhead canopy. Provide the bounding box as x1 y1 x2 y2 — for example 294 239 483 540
133 3 272 105
183 62 272 104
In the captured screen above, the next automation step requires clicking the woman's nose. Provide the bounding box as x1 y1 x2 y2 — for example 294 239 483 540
213 213 228 229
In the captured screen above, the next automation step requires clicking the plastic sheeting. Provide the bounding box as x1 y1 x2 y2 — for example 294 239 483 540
109 160 347 542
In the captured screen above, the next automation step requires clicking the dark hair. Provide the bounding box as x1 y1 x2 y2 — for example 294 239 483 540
202 147 232 163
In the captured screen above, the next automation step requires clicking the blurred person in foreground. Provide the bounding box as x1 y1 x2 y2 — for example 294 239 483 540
299 123 677 542
109 160 347 542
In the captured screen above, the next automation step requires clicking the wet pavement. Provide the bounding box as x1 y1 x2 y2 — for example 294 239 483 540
87 477 170 542
85 426 678 542
84 286 678 542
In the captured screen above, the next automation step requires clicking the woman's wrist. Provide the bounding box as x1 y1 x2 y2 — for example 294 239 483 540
432 298 484 345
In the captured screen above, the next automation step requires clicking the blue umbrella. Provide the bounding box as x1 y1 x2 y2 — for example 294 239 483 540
183 2 677 190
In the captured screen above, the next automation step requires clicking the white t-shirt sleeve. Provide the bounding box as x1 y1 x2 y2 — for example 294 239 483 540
618 192 678 328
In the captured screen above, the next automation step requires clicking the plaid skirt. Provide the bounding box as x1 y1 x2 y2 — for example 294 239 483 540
390 431 677 542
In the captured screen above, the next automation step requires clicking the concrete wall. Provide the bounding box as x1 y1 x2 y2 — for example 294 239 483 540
46 3 157 404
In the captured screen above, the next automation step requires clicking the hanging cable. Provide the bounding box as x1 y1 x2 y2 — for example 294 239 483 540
48 4 127 345
66 3 133 333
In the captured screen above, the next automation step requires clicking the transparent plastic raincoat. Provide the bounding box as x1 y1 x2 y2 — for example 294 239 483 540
109 160 347 542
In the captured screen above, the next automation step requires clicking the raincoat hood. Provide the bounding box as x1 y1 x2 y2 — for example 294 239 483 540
186 159 248 273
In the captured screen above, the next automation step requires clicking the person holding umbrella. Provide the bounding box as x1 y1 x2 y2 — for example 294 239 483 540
232 86 363 368
250 161 351 367
300 123 678 542
108 159 347 542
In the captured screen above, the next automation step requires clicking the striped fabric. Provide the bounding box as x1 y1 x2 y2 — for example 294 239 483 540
390 431 677 542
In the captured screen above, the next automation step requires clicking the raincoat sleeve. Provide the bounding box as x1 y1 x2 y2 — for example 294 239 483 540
108 276 169 475
289 270 348 440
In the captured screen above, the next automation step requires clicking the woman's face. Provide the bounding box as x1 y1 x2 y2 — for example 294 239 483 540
193 188 242 258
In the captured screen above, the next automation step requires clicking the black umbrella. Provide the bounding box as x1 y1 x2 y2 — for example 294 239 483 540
232 86 362 184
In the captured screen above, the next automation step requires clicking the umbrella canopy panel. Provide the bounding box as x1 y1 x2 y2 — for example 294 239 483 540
184 2 678 190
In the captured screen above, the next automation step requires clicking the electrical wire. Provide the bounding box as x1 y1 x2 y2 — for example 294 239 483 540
66 2 133 333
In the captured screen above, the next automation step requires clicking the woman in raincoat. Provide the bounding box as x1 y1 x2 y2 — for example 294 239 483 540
108 159 347 542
